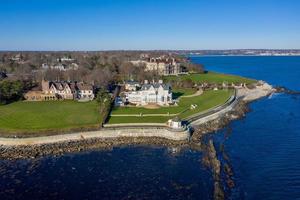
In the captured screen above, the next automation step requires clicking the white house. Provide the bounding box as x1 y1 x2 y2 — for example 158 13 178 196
52 63 66 71
41 63 79 71
68 63 79 70
125 81 172 106
41 63 66 71
57 57 75 62
167 117 183 129
76 83 94 101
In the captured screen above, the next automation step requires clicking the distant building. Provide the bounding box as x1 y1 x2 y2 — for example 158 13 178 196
24 80 94 101
52 63 66 71
124 80 172 106
75 82 94 101
57 57 75 62
131 56 187 76
10 54 22 62
41 62 79 71
68 63 79 70
41 63 65 71
124 80 141 91
41 63 49 70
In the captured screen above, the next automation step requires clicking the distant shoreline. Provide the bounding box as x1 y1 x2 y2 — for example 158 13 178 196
188 54 300 57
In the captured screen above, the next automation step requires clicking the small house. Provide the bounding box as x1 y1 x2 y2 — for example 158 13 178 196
76 83 94 101
167 117 183 129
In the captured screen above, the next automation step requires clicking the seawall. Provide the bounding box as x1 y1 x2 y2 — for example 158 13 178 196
0 128 189 147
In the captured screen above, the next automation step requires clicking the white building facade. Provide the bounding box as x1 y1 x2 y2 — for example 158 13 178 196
76 83 94 101
125 83 172 106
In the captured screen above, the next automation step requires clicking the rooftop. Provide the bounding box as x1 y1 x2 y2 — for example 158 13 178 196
141 83 171 91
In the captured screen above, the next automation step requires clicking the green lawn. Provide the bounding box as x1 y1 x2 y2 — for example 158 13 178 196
172 88 197 99
178 89 233 119
0 101 101 134
108 89 233 124
107 116 171 124
164 71 256 84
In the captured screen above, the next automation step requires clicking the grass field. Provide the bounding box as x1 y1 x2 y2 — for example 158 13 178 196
108 89 233 124
0 101 101 134
172 88 197 99
164 71 256 84
107 116 171 124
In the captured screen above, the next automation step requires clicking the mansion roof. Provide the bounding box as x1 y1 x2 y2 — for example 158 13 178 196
141 83 171 91
41 80 92 92
76 82 93 91
146 57 179 64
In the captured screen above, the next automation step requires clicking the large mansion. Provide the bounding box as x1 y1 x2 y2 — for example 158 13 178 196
131 56 187 76
123 80 173 106
24 80 94 101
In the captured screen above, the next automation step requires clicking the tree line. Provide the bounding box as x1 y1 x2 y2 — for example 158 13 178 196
0 51 205 104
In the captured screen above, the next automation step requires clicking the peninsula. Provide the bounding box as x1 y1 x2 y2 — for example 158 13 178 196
0 52 275 158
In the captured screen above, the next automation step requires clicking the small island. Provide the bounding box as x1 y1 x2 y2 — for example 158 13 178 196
0 52 274 158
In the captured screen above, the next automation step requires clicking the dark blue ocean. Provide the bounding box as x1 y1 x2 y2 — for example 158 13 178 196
1 56 300 200
192 56 300 200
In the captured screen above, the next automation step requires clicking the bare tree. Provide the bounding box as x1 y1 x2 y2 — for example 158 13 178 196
89 67 116 88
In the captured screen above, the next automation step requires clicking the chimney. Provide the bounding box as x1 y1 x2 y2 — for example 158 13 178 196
144 80 149 84
158 80 163 84
42 79 49 92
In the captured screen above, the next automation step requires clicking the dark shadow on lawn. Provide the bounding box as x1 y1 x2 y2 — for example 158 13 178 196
172 92 184 99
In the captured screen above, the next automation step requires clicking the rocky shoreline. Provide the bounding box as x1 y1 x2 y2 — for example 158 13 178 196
191 100 249 142
0 137 189 160
202 139 224 200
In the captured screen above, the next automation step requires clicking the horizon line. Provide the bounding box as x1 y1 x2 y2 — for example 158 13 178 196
1 48 300 52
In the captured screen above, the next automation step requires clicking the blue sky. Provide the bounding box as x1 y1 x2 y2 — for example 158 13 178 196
0 0 299 50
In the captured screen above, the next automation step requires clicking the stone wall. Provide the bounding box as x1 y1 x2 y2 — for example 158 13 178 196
0 128 189 146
